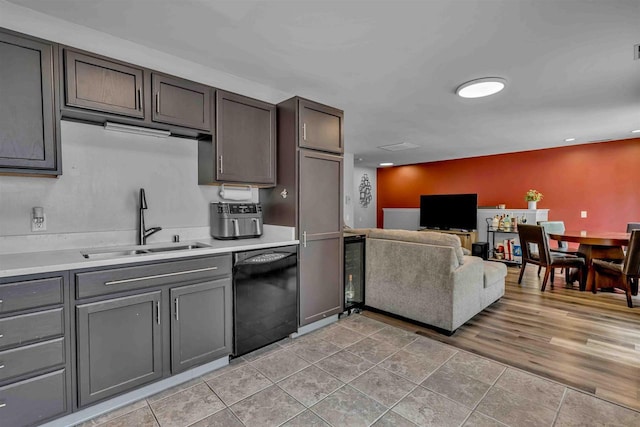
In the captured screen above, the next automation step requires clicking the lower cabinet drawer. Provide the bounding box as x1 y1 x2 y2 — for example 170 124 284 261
0 277 64 315
0 308 64 351
0 337 65 383
0 369 68 427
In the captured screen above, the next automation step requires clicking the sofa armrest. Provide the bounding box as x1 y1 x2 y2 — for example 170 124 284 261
449 256 485 330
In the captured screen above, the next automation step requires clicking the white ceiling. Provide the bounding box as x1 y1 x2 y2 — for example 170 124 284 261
8 0 640 167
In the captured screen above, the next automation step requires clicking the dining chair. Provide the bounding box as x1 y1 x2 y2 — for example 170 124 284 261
537 220 582 284
517 224 586 291
537 221 580 255
626 222 640 233
592 229 640 308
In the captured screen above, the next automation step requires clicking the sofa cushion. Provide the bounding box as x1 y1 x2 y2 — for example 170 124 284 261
368 229 466 265
482 261 508 288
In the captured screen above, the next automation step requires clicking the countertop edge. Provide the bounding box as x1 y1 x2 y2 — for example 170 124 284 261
0 238 299 278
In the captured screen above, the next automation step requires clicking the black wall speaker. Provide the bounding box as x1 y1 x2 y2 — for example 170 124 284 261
472 242 489 260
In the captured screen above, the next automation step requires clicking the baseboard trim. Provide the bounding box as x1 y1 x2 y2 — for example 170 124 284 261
363 305 456 336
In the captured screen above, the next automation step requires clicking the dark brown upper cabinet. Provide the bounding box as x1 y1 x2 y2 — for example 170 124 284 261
152 73 212 131
298 98 343 154
64 49 144 118
199 90 276 186
0 29 60 175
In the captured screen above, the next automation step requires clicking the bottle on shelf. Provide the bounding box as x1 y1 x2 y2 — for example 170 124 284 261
346 274 355 302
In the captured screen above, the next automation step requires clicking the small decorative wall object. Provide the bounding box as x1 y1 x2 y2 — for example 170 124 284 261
359 174 372 208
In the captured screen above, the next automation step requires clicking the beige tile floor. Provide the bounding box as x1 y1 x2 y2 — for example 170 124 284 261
77 314 640 427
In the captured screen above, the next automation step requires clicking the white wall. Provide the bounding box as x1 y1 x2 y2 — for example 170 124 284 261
343 152 354 228
0 1 291 104
353 166 377 228
0 121 256 239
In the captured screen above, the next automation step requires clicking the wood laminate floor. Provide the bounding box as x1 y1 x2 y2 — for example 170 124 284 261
364 265 640 412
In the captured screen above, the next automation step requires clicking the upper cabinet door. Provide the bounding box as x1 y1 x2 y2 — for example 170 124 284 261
64 49 144 118
152 73 212 131
215 90 276 185
0 31 58 173
298 99 343 154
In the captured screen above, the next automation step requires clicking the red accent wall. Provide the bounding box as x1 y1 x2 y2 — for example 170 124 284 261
377 138 640 232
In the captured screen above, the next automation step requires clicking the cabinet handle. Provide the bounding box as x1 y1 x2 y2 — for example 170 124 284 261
156 93 160 113
303 231 307 248
156 300 160 325
219 156 224 174
0 363 4 369
0 402 5 408
175 297 179 321
104 266 219 286
137 88 142 111
302 123 307 141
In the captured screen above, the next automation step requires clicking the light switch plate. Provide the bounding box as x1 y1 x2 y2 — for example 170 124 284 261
580 211 588 218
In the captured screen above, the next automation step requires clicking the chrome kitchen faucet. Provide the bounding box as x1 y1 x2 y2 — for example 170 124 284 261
138 188 162 245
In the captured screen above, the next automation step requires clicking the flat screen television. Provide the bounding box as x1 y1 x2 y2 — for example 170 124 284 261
419 193 478 231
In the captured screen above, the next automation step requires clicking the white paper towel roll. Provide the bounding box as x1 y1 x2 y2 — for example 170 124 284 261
219 184 252 201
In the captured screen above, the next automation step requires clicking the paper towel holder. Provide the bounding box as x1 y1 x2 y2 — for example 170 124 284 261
219 184 252 201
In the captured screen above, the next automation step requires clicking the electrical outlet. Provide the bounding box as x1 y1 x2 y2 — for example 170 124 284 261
580 211 588 218
31 213 47 232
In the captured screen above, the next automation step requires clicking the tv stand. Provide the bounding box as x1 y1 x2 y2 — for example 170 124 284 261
419 228 477 251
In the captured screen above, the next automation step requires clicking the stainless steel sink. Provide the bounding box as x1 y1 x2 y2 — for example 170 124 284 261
146 243 210 253
81 242 210 259
82 249 149 259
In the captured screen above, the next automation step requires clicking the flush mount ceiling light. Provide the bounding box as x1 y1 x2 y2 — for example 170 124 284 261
379 162 394 167
564 138 576 142
104 122 171 138
632 129 640 133
456 77 506 99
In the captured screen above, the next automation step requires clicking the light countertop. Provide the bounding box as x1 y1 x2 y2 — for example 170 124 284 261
0 234 298 278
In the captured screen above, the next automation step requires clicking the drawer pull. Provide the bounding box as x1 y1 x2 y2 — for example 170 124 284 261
104 266 219 286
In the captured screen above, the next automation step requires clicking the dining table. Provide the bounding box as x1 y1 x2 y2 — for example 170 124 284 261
547 230 630 291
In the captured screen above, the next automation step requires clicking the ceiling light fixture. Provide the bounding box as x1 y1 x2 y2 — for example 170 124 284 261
379 162 394 167
564 138 576 142
632 129 640 133
104 122 171 138
456 77 506 98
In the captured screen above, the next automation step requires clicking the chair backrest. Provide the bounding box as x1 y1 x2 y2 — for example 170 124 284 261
623 229 640 277
538 221 568 249
626 222 640 233
518 224 552 265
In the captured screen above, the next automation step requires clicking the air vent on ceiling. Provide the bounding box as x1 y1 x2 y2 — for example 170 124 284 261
378 142 420 151
635 44 640 60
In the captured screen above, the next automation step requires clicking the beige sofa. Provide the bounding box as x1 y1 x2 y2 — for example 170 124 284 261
353 228 506 333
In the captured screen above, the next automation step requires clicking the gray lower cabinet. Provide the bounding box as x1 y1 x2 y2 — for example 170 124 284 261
76 291 162 407
0 271 70 427
0 369 68 427
170 278 232 373
0 29 60 175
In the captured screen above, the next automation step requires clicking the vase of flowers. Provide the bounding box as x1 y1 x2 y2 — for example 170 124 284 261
525 189 543 209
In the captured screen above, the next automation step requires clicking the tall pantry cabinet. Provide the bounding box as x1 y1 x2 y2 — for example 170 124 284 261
262 97 344 326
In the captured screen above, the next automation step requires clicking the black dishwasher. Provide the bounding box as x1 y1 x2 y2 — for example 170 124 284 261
233 245 298 356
